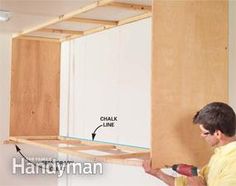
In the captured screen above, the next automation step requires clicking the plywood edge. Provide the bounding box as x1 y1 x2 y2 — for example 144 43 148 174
106 2 152 11
16 36 61 42
10 136 59 140
99 152 150 159
60 144 116 151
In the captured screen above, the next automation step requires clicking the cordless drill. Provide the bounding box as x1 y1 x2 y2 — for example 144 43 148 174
167 164 198 177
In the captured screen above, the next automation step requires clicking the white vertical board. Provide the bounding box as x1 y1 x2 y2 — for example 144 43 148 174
60 18 151 148
0 34 11 140
60 42 70 137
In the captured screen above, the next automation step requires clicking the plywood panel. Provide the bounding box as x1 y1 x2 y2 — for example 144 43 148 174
10 38 60 136
152 1 228 168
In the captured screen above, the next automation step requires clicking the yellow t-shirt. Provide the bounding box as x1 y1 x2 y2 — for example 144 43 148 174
175 141 236 186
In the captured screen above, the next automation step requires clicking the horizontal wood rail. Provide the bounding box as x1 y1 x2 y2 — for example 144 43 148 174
5 136 150 166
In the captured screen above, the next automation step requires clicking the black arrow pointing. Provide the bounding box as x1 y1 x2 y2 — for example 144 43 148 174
15 145 38 166
91 125 103 141
15 145 57 172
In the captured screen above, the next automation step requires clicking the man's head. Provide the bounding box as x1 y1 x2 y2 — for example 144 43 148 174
193 102 236 147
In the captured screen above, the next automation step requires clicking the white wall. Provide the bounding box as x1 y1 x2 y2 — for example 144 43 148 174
0 34 11 141
60 18 151 148
229 1 236 110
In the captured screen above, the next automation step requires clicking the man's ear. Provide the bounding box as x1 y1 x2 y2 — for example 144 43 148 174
214 130 223 140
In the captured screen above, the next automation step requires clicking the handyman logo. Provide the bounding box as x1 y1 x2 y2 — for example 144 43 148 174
12 157 103 177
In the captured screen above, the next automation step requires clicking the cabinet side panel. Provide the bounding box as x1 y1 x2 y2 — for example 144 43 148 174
10 39 60 136
152 1 228 168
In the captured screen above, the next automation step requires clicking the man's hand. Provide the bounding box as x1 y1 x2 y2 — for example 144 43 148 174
142 160 175 186
187 176 206 186
143 159 160 176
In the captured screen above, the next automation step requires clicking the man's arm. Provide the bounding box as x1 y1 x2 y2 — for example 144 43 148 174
186 177 207 186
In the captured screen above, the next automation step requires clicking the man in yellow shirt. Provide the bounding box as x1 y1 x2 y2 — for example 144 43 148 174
143 102 236 186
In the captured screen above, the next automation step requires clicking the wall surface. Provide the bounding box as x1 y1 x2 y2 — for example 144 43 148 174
60 18 151 148
0 34 11 141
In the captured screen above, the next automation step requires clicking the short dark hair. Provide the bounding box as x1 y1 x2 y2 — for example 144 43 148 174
193 102 236 137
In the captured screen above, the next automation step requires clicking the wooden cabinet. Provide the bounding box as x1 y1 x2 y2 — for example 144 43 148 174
8 1 228 167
